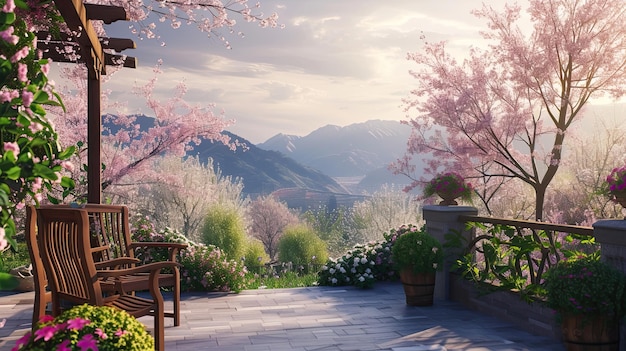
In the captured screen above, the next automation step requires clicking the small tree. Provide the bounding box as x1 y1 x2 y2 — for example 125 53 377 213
277 225 328 271
393 0 626 220
201 204 247 260
249 195 299 260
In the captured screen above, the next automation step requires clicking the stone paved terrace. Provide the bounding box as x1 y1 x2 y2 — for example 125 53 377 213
0 282 565 351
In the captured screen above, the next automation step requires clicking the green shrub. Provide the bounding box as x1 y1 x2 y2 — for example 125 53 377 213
244 239 270 273
131 216 247 292
277 226 328 271
201 205 247 260
179 244 248 292
317 227 398 289
13 304 153 350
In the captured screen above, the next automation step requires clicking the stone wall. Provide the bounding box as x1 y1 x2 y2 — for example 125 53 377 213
449 273 560 340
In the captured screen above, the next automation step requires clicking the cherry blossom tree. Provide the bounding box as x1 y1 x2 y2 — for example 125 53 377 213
393 0 626 220
48 62 240 200
248 195 299 260
41 0 280 199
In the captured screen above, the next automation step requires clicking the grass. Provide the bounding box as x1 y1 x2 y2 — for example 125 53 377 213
245 271 319 289
1 242 31 273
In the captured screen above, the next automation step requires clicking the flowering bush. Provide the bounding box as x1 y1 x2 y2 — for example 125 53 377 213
605 166 626 203
0 0 75 248
12 304 154 350
131 217 248 292
317 227 399 289
543 255 626 321
423 172 472 204
391 225 443 274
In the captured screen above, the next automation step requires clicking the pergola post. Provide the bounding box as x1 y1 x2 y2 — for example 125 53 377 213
87 76 101 203
45 0 136 204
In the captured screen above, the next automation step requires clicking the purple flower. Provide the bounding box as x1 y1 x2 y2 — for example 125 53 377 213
66 317 90 331
76 334 98 351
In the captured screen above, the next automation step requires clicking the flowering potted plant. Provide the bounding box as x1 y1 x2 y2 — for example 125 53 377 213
12 304 155 350
543 255 626 350
423 172 473 205
605 166 626 208
391 225 443 306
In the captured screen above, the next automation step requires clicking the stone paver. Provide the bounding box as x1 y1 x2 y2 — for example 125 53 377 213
0 282 565 350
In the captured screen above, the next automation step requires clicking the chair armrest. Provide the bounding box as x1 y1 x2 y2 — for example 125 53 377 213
95 257 140 270
96 262 181 278
128 242 188 261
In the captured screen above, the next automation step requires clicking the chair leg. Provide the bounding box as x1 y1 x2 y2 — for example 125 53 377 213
150 272 166 351
174 268 181 326
32 290 47 328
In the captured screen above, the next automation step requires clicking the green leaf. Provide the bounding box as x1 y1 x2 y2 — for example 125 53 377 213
32 163 58 179
5 166 21 180
61 176 75 188
0 273 18 291
58 145 76 159
0 12 16 25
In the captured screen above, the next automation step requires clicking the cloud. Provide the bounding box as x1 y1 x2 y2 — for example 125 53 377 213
92 0 521 143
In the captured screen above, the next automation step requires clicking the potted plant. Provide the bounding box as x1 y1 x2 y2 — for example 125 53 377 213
391 225 443 306
12 304 155 350
543 255 626 351
423 172 473 205
605 166 626 209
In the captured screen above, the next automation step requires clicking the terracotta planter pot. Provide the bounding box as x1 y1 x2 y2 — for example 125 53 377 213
435 190 459 206
560 313 619 351
399 269 435 306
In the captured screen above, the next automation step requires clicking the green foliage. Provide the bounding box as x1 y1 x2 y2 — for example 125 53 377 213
246 271 318 289
179 244 248 292
243 239 270 273
544 255 626 320
317 229 398 289
277 225 328 270
201 205 247 260
131 217 247 292
0 1 75 247
452 222 598 301
1 241 30 272
391 224 443 274
13 304 154 350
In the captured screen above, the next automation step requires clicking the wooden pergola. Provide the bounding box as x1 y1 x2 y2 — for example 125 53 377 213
37 0 137 203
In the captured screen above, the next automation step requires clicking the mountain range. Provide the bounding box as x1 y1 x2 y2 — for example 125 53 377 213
110 116 415 208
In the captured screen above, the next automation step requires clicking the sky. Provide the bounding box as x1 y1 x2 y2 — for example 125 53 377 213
81 0 619 145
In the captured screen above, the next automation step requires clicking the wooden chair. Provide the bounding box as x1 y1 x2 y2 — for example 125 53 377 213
33 207 176 351
79 204 187 326
25 204 187 328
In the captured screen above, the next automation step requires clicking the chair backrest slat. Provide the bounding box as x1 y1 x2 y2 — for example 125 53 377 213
36 208 103 307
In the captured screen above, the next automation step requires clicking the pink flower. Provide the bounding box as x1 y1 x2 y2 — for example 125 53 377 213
66 317 90 331
76 334 98 351
41 63 50 75
55 339 72 351
61 161 75 172
21 90 34 107
114 329 128 337
0 26 18 45
3 142 20 157
17 63 27 82
2 0 15 12
34 325 57 341
39 315 55 323
10 46 30 63
95 328 107 339
11 332 31 351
